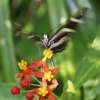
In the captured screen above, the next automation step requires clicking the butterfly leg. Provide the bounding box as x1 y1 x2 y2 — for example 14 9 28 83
50 57 55 68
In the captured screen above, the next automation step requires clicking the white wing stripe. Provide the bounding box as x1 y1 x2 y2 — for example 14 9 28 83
49 36 68 49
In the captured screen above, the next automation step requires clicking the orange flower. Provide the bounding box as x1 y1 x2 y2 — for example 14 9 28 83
33 78 58 100
32 60 59 100
29 49 54 70
16 60 43 81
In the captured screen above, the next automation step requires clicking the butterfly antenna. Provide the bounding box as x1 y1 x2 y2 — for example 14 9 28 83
46 23 64 35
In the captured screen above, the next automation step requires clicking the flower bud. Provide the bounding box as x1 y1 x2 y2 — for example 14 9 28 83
26 92 34 100
11 86 20 95
20 80 30 88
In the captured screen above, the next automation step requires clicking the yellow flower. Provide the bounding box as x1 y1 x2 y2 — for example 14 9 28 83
44 71 54 81
42 49 53 61
18 60 27 70
38 87 48 97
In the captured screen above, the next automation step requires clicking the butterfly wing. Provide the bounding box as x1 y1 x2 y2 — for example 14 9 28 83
15 30 44 47
47 7 88 53
26 33 44 47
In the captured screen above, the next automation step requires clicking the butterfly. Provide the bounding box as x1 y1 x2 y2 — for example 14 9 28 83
16 7 88 68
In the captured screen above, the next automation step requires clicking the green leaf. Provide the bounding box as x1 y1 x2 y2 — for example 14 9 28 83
0 82 25 100
73 26 100 89
90 82 100 99
0 0 18 82
0 82 39 100
46 0 67 33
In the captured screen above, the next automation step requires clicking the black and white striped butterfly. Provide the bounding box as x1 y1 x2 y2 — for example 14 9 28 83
16 7 88 67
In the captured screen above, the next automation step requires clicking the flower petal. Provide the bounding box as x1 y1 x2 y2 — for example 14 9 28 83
29 70 44 78
39 95 44 100
28 61 42 69
24 74 30 82
27 64 35 68
47 93 56 100
42 61 49 72
32 88 39 93
51 78 59 85
29 59 49 71
16 72 23 78
31 58 38 63
47 79 58 92
41 78 47 87
51 68 59 75
28 63 39 69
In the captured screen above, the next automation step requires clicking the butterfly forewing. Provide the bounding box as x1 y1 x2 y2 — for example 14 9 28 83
47 7 88 53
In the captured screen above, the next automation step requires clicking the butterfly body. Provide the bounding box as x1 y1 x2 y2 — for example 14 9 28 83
42 31 70 53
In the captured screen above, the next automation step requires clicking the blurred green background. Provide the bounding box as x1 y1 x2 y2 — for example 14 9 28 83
0 0 100 100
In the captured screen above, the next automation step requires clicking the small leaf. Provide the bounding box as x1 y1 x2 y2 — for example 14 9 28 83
67 80 75 93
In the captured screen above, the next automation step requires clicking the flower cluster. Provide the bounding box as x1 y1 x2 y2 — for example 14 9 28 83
11 49 59 100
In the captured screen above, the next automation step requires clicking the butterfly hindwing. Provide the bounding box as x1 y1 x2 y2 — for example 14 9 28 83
47 28 70 53
16 30 44 47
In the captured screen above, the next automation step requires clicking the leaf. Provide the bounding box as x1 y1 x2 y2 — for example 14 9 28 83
0 82 39 100
0 0 18 82
73 26 100 89
90 82 100 99
0 83 25 100
67 80 75 93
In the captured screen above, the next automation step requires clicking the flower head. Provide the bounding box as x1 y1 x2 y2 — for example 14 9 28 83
32 74 58 100
42 49 53 61
38 87 48 97
44 71 54 81
18 60 27 71
16 60 43 81
33 86 56 100
43 66 59 83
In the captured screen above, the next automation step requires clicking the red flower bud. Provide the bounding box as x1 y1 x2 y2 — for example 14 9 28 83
20 80 30 88
11 86 20 95
26 92 34 100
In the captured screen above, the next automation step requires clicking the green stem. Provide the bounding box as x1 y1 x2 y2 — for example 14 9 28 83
52 92 60 99
31 75 41 84
21 90 32 93
30 83 41 87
